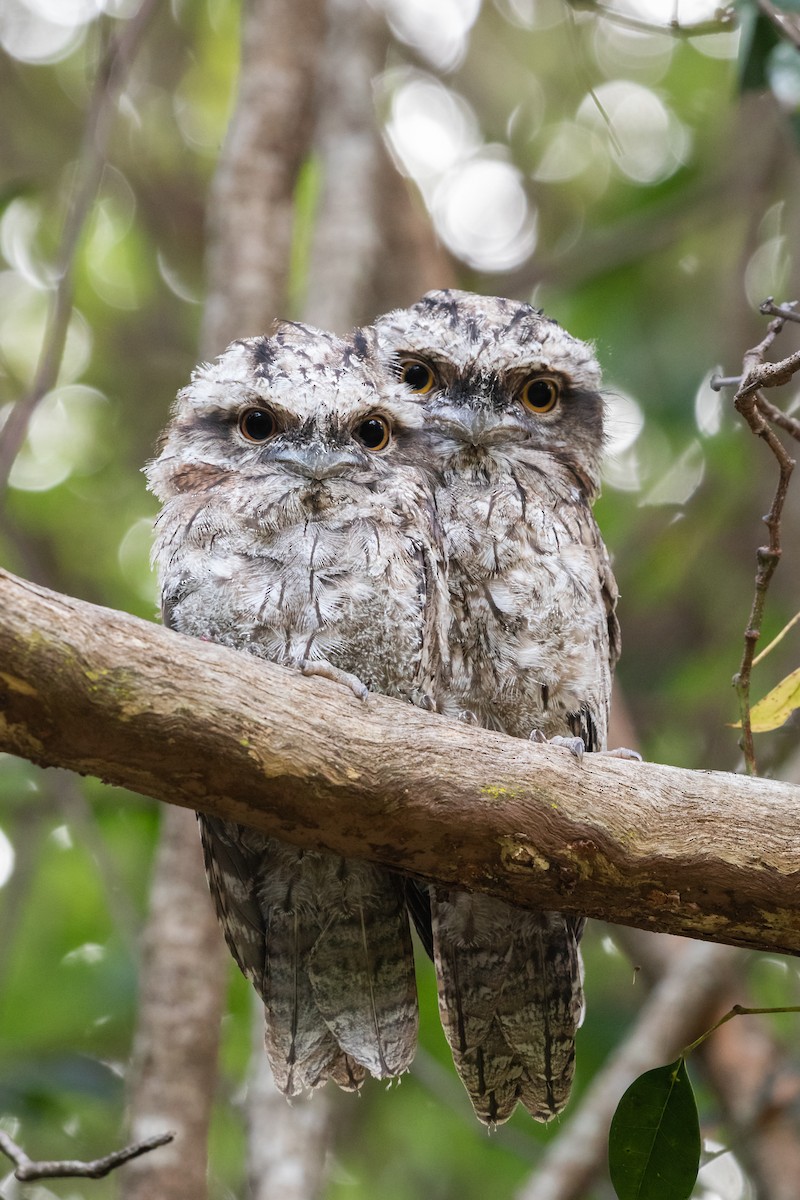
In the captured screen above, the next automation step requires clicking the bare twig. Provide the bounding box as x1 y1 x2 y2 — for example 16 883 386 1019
0 0 161 498
756 392 800 441
730 313 799 774
709 373 743 390
683 1003 800 1057
760 297 800 324
0 1129 173 1181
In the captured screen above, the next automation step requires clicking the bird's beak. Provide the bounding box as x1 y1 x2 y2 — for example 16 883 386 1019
266 443 362 480
433 405 498 446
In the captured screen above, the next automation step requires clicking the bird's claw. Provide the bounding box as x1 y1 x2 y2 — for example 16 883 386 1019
600 746 642 761
457 708 480 725
529 729 585 761
300 659 369 701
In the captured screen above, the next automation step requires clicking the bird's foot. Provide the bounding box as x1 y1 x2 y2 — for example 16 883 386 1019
300 659 369 702
456 708 480 725
529 729 585 761
599 746 642 761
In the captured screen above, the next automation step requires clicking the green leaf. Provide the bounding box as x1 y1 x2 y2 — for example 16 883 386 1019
609 1058 701 1200
746 667 800 731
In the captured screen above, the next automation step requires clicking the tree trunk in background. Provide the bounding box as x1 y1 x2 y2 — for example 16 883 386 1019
201 0 326 352
121 808 227 1200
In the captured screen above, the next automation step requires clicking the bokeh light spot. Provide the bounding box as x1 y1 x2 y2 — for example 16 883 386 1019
578 81 691 184
380 0 481 70
118 516 160 608
641 438 705 507
433 156 536 271
9 385 109 492
694 368 724 437
385 73 480 185
0 826 14 889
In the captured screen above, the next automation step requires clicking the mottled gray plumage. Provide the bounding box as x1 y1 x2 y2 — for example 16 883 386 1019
374 289 620 1125
146 322 448 1096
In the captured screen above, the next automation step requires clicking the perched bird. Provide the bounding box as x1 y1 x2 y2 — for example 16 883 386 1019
146 322 448 1097
374 289 621 1125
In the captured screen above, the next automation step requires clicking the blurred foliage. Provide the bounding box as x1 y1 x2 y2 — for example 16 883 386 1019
1 1 800 1198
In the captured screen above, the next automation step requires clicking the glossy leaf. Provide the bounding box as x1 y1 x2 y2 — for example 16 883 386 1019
609 1058 701 1200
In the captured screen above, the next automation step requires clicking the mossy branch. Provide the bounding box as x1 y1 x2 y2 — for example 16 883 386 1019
2 566 800 955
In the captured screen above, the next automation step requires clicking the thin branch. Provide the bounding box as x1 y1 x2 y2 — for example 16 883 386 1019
760 297 800 325
730 314 799 774
0 0 161 498
682 1003 800 1057
709 374 743 390
2 566 800 954
756 392 800 441
0 1129 173 1181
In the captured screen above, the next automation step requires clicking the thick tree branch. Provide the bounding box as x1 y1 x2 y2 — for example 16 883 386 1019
1 566 800 955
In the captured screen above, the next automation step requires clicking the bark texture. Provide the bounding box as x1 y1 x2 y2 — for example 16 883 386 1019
2 565 800 956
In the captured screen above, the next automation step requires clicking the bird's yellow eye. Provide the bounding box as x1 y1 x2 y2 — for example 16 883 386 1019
520 377 560 414
239 408 277 442
354 414 391 451
399 359 435 394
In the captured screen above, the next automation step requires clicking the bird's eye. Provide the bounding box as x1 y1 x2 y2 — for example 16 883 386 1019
354 414 391 451
239 408 277 442
520 377 560 414
399 359 435 394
